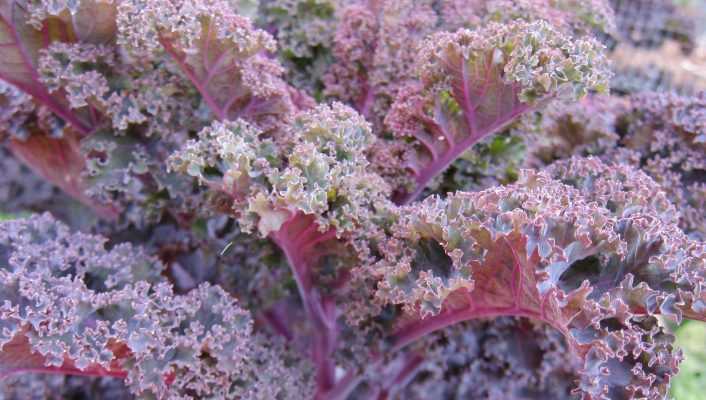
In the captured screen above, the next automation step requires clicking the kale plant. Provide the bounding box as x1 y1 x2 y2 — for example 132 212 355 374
0 1 704 399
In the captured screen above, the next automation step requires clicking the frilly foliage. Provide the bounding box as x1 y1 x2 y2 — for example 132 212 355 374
1 1 704 399
527 91 706 240
0 213 313 399
169 102 390 237
400 317 580 399
362 157 703 398
385 19 610 203
260 0 339 96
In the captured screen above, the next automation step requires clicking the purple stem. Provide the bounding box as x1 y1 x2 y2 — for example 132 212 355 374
270 213 339 394
391 305 557 352
0 14 93 134
398 103 531 205
322 369 367 400
375 353 425 400
159 37 227 121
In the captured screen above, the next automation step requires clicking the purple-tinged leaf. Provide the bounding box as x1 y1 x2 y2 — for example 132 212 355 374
358 158 703 399
386 20 610 204
397 318 581 400
159 28 293 126
169 103 388 395
0 213 314 398
0 330 129 380
7 129 119 219
117 0 296 128
0 1 117 134
324 0 439 131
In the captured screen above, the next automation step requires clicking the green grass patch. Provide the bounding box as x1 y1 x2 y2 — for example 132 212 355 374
672 321 706 400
